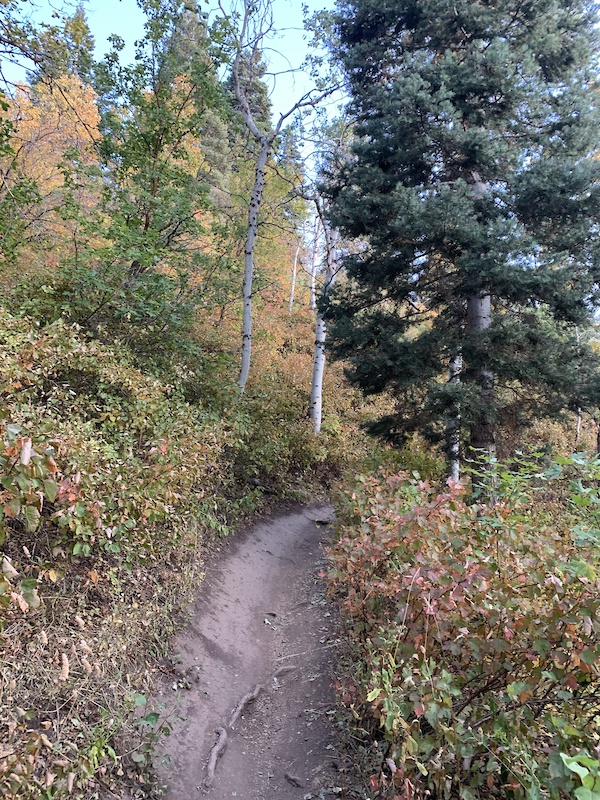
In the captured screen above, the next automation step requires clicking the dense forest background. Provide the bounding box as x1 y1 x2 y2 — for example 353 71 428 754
1 0 600 798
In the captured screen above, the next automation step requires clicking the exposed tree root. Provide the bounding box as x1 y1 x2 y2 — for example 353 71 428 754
228 683 264 728
273 665 296 679
284 771 304 787
203 727 228 790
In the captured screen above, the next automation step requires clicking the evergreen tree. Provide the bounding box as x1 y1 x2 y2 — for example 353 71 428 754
322 0 600 468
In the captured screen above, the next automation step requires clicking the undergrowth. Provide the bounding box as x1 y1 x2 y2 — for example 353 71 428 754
329 458 600 800
0 306 363 798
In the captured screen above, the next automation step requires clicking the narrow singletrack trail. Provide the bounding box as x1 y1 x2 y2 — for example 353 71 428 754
155 505 345 799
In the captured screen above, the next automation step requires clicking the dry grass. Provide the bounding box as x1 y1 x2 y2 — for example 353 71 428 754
1 517 208 799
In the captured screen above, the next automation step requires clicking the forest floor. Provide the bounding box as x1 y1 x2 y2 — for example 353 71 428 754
150 504 356 800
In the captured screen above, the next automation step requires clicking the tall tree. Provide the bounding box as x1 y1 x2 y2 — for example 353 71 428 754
322 0 600 472
223 0 334 394
24 0 229 363
310 197 339 433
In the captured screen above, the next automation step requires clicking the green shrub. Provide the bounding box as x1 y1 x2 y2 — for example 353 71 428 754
329 466 600 800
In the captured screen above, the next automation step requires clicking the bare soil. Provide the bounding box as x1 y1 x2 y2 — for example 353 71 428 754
153 504 349 800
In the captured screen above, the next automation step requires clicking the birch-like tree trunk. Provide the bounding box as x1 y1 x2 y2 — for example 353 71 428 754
311 313 327 432
238 140 270 392
309 216 321 311
467 292 495 460
466 172 496 464
288 233 302 312
446 350 463 481
310 207 338 434
228 0 334 394
575 326 582 446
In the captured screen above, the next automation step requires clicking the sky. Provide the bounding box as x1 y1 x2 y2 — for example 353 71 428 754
2 0 336 117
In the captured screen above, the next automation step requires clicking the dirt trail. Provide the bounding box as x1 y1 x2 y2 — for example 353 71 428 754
155 505 345 799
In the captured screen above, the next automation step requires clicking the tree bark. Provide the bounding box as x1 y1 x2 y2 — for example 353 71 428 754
467 292 495 459
310 313 327 433
310 210 338 434
230 0 333 393
288 234 301 312
446 350 463 481
309 216 321 311
238 139 270 393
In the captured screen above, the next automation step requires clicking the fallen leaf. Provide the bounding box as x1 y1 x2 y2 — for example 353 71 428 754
2 557 18 580
20 438 32 466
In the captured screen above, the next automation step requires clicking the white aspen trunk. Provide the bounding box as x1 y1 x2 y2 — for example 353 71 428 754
288 237 301 312
238 141 270 394
310 313 327 433
228 1 334 392
467 292 495 460
229 1 334 393
575 326 582 446
575 413 582 447
310 216 338 434
309 217 321 311
446 351 463 482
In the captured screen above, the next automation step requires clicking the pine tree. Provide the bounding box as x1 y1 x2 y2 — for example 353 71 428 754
322 0 600 470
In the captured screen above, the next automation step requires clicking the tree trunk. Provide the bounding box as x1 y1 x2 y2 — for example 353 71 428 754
310 215 338 434
310 313 327 433
467 292 495 459
575 326 582 447
309 216 321 311
288 235 301 312
446 350 463 481
238 140 270 394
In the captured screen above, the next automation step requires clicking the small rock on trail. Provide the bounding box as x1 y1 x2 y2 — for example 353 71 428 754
155 505 344 799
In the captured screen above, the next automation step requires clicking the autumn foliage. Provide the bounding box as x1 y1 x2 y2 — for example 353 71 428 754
329 467 600 800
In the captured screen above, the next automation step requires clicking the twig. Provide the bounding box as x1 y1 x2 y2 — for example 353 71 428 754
276 642 339 661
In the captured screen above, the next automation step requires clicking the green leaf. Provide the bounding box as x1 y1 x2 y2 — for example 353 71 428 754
15 473 31 493
561 754 591 781
366 687 381 702
415 759 428 776
141 711 160 726
22 505 40 532
574 788 600 800
6 497 20 518
43 480 59 502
